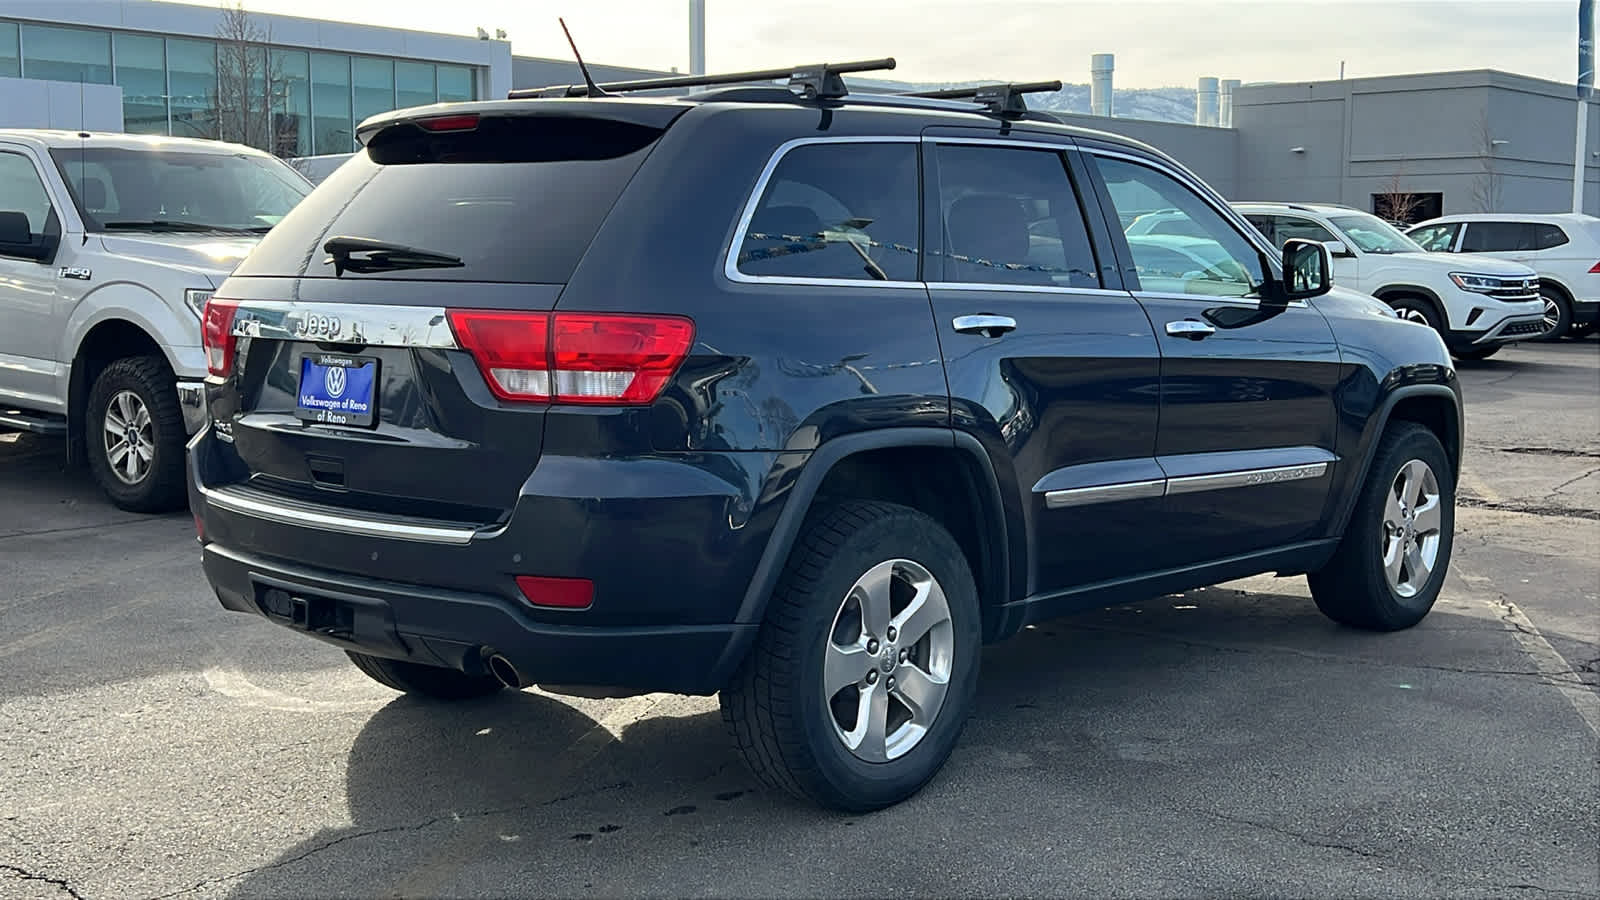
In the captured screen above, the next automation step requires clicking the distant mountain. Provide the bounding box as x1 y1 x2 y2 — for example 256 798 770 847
855 78 1199 124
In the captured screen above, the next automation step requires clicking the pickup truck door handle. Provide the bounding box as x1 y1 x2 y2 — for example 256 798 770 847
1165 319 1216 339
952 314 1017 337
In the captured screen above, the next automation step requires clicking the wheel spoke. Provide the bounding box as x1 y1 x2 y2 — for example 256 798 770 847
1400 460 1427 509
1404 543 1430 585
124 446 142 480
894 665 947 728
845 680 890 763
1413 496 1442 536
117 392 136 428
133 403 150 432
1383 487 1404 529
1384 536 1405 586
103 411 125 434
108 442 130 468
891 578 950 648
854 561 894 640
823 640 869 698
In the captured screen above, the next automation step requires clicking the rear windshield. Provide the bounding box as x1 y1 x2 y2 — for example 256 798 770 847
234 116 664 283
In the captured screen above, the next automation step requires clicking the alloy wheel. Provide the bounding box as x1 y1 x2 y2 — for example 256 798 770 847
1381 459 1443 598
823 558 955 762
103 390 155 485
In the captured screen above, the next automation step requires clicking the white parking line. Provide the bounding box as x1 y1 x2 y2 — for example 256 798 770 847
1493 597 1600 739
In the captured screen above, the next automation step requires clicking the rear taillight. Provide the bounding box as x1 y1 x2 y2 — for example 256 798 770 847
447 310 694 405
1589 261 1600 274
202 298 240 377
416 113 480 132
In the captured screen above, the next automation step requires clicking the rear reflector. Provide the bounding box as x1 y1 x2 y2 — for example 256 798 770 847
447 310 693 405
417 113 480 132
515 575 594 610
202 298 240 377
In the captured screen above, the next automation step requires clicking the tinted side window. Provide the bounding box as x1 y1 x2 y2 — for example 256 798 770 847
1244 215 1276 244
1408 222 1460 252
1271 215 1339 244
1460 222 1536 252
736 142 919 282
0 152 53 237
1533 224 1570 250
1095 156 1263 299
933 144 1100 288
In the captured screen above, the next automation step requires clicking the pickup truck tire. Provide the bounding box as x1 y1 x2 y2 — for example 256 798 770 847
721 500 981 812
85 356 188 513
345 651 505 700
1309 423 1454 632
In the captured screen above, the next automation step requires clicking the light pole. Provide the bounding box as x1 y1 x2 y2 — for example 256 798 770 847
689 0 705 76
1574 0 1593 213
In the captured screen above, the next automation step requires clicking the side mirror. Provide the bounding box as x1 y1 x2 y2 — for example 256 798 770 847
1323 240 1352 258
0 210 59 263
1281 238 1332 301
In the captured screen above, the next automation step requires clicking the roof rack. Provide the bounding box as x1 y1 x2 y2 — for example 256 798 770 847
509 57 897 101
901 80 1062 117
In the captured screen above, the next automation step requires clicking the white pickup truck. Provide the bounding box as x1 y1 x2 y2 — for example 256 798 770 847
0 131 311 511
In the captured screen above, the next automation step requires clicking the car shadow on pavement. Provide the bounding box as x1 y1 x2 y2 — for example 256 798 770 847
219 583 1599 898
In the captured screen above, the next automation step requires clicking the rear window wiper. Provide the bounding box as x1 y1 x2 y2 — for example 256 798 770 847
102 220 256 234
323 236 465 276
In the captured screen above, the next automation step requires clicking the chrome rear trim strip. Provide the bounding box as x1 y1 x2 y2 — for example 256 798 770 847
1040 462 1330 507
200 484 479 545
229 301 458 348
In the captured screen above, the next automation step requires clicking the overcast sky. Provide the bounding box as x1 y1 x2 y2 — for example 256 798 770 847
166 0 1583 89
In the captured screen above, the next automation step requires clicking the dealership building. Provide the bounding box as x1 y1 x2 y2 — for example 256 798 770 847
3 0 1595 216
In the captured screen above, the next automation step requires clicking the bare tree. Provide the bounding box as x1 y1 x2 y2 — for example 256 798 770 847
1374 165 1423 224
1471 114 1503 213
215 2 290 155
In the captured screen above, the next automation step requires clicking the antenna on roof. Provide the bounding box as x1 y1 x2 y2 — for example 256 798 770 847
558 18 609 98
509 57 896 100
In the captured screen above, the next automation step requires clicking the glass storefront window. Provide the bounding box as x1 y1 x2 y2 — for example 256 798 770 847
114 33 167 135
352 56 394 127
436 65 474 102
21 24 112 84
1 22 19 78
311 52 352 155
271 49 311 158
395 61 435 110
167 38 218 139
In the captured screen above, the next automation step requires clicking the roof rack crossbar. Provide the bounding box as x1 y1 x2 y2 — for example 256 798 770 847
902 80 1063 117
509 57 896 100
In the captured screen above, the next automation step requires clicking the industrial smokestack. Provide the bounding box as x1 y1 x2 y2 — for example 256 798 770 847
1196 77 1219 126
1219 78 1240 128
689 0 705 76
1091 53 1115 117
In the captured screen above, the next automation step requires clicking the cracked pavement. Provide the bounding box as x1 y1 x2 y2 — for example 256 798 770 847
1 340 1597 899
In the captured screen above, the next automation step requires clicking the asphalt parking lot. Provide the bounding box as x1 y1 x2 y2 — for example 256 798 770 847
2 340 1596 899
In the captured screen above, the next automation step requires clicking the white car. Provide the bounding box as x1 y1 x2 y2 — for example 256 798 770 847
1405 213 1600 340
1234 203 1544 359
0 130 311 510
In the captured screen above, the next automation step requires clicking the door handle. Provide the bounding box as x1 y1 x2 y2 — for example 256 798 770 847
952 314 1017 337
1165 319 1216 340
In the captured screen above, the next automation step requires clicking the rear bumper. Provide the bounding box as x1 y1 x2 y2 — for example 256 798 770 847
1573 299 1600 326
177 381 207 434
187 427 778 694
200 543 755 695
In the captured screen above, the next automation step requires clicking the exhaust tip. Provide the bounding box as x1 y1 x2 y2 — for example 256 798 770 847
487 654 524 689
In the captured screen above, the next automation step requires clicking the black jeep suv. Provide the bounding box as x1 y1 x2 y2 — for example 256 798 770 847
189 62 1462 811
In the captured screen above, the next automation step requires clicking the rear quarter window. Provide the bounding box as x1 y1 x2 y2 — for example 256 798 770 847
235 116 664 283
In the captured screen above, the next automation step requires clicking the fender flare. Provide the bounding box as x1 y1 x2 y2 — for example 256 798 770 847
1328 383 1462 537
730 428 1012 628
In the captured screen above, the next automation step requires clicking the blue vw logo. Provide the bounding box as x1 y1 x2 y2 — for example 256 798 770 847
324 365 347 399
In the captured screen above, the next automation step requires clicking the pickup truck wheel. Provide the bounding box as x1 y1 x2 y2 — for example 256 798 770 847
1309 423 1454 631
721 500 981 812
345 651 504 700
85 356 187 513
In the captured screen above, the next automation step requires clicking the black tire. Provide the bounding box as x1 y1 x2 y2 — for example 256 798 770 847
721 500 982 812
346 651 505 700
1568 322 1597 339
1453 345 1500 361
85 356 187 513
1309 423 1455 631
1533 286 1573 342
1387 295 1444 336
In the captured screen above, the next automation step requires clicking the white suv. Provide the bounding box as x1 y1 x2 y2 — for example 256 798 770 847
1234 203 1543 359
1406 213 1600 340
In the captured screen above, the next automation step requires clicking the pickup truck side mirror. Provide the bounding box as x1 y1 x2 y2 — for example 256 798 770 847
0 210 60 263
1281 238 1333 301
1323 239 1353 258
